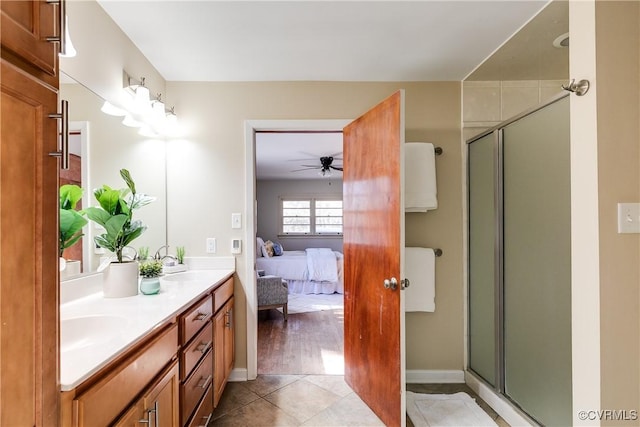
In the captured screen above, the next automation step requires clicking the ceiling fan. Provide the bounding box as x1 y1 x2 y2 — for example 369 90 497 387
291 153 343 177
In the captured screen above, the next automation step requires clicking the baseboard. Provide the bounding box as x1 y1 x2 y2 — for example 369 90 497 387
464 371 535 427
406 369 465 384
228 368 248 382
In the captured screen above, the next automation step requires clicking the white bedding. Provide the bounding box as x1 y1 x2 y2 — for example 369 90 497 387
256 250 344 294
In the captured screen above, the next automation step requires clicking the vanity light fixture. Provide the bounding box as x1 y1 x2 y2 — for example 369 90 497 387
107 70 180 136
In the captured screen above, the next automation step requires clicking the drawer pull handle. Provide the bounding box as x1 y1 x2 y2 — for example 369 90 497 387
195 341 212 354
48 100 69 170
196 412 213 427
198 374 212 389
193 312 211 322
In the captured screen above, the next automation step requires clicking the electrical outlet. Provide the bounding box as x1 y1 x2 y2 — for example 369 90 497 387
231 213 242 229
206 237 217 254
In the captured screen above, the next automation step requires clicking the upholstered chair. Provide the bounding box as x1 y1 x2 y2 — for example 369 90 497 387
257 275 288 321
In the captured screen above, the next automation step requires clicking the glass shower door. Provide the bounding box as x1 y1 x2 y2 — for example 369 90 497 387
502 96 572 426
468 132 497 386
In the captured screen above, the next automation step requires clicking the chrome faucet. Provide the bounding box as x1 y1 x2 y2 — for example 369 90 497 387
154 245 177 265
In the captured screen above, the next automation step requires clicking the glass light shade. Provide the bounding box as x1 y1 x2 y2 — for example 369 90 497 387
101 101 127 117
152 100 166 120
122 114 143 128
59 16 77 58
134 85 151 111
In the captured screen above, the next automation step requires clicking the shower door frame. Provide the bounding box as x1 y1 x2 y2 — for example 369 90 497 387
465 90 570 422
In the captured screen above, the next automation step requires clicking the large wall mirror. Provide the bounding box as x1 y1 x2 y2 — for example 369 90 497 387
59 71 168 278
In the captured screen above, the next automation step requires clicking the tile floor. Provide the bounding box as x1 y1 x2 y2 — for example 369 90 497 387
210 375 510 426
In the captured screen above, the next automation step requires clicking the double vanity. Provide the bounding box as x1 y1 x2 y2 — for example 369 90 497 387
60 266 235 426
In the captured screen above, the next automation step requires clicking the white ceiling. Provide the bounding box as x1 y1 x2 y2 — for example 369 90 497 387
255 132 343 180
96 0 552 180
97 0 547 82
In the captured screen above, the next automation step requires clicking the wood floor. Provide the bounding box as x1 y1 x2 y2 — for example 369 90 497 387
257 307 344 375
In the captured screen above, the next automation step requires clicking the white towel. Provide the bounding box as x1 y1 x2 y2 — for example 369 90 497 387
404 247 435 312
405 142 438 212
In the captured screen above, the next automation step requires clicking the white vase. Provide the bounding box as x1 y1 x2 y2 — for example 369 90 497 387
103 261 139 298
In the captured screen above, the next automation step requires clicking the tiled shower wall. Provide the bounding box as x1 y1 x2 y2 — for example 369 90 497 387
462 80 566 141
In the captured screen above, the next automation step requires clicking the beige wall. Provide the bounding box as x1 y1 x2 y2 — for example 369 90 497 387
595 1 640 424
165 81 463 371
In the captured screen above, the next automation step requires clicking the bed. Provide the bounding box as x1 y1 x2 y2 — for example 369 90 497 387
256 240 343 294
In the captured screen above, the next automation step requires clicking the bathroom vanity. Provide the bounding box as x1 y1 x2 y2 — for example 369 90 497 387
59 269 234 426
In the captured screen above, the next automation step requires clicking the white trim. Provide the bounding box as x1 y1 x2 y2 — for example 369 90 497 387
228 368 248 382
569 2 601 424
465 371 535 427
244 119 351 381
406 369 465 384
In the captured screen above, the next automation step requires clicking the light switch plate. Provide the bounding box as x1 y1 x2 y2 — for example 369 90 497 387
617 203 640 233
231 213 242 229
206 237 217 254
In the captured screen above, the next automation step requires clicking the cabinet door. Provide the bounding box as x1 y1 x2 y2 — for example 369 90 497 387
0 59 59 427
144 361 180 427
224 298 235 381
213 298 234 407
114 361 179 427
1 0 57 80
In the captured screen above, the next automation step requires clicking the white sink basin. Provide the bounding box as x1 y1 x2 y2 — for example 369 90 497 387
161 270 219 283
61 315 128 353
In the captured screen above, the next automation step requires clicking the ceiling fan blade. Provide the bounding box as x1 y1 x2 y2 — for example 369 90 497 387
330 166 343 171
300 164 319 168
290 167 319 172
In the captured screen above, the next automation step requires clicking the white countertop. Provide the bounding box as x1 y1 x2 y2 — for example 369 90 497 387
60 269 234 391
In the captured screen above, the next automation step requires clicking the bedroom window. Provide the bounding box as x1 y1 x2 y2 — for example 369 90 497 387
281 198 343 235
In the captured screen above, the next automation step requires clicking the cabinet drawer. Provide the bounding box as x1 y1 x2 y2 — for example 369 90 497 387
180 295 213 345
73 324 178 427
186 384 213 427
214 277 233 312
181 350 213 426
180 321 213 381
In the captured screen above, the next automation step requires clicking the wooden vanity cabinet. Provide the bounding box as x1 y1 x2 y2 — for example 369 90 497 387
180 275 235 426
1 1 60 425
179 294 213 425
63 323 179 427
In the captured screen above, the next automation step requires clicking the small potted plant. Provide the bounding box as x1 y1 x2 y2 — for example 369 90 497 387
59 184 88 277
85 169 155 298
176 246 185 264
139 259 163 295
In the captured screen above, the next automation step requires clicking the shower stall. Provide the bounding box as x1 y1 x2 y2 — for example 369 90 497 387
467 94 572 426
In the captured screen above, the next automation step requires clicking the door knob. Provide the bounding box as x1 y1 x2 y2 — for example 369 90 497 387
383 277 398 290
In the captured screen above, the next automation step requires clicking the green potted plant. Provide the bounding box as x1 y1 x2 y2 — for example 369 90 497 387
59 184 88 277
85 169 155 298
139 259 163 295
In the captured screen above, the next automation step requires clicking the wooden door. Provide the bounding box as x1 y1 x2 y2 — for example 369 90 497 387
0 59 59 426
213 307 225 406
224 298 235 382
343 90 405 427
